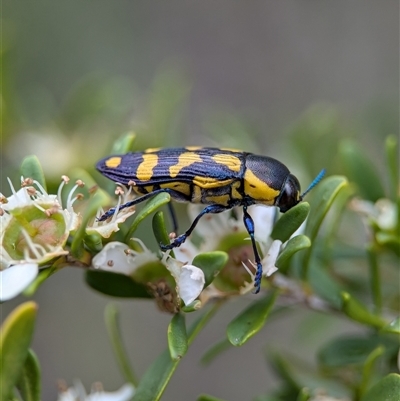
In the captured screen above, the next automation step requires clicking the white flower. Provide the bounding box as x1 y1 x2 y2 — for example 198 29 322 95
92 240 159 274
87 185 136 238
57 380 135 401
0 176 81 301
162 252 205 306
92 240 205 306
350 198 397 231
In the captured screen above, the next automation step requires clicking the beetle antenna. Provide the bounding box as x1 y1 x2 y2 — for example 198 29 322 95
300 169 326 200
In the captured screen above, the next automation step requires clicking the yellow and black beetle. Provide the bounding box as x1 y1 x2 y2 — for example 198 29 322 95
96 147 325 293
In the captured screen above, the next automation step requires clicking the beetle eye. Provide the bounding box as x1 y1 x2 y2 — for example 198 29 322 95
275 174 301 213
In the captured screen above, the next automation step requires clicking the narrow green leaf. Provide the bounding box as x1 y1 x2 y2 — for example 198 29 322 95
70 189 110 258
132 302 222 401
16 349 41 401
125 192 171 240
152 211 172 251
341 292 387 329
200 338 232 366
276 235 311 270
271 202 310 242
381 317 400 335
227 290 278 346
85 270 152 298
197 395 228 401
359 346 385 398
303 176 349 279
0 302 38 401
385 135 399 201
104 304 137 386
192 252 228 288
361 373 400 401
168 313 188 360
111 132 136 154
305 176 349 243
20 155 46 191
340 140 385 202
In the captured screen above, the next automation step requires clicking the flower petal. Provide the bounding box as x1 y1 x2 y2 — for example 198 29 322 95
178 264 205 305
92 242 131 274
262 239 282 277
87 384 135 401
0 263 39 301
249 205 276 242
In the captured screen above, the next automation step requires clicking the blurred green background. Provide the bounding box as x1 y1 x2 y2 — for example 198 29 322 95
1 2 398 400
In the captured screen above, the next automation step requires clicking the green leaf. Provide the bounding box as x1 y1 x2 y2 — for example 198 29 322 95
125 192 171 240
70 189 110 258
132 303 221 401
340 140 385 202
20 155 46 191
168 313 188 360
192 252 228 288
359 346 385 398
318 335 392 368
309 262 344 309
85 270 152 298
111 132 136 154
385 135 399 201
0 302 38 401
227 291 278 346
152 211 172 250
271 202 310 243
303 176 349 278
361 373 400 401
104 304 137 386
341 292 387 329
276 235 311 271
305 176 349 243
200 338 232 366
381 317 400 335
16 349 41 401
197 395 228 401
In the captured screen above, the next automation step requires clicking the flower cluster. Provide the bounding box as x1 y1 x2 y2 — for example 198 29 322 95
0 177 81 301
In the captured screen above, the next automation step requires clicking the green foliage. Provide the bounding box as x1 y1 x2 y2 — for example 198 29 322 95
1 80 399 400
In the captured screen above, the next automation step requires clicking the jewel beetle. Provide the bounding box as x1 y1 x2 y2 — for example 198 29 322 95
96 147 325 293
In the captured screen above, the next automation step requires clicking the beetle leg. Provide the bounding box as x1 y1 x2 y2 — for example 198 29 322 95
242 205 263 294
160 204 230 251
98 188 184 222
167 202 179 233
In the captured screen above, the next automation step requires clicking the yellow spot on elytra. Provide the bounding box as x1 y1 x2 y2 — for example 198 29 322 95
211 154 242 172
105 157 122 168
244 169 279 204
169 152 202 178
136 154 158 181
193 176 233 189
